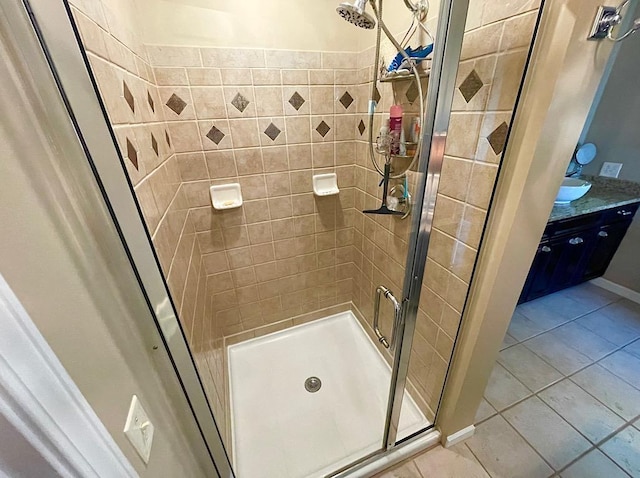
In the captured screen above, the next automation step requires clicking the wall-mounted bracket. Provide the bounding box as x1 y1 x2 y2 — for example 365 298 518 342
588 6 621 39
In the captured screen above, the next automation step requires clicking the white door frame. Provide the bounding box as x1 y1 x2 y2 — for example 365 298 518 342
0 273 138 478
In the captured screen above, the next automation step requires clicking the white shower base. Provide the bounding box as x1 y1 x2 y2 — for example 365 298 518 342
228 311 430 478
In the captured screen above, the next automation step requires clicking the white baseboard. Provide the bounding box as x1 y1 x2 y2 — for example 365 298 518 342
444 425 476 448
590 278 640 305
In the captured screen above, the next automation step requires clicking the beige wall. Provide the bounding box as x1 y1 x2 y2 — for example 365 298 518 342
0 4 212 475
133 0 363 51
581 1 640 293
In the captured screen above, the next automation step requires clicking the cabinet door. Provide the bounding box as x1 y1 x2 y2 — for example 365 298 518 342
581 220 632 281
550 232 594 290
519 241 564 303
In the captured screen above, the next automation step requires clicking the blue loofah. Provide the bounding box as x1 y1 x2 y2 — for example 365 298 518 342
387 44 434 72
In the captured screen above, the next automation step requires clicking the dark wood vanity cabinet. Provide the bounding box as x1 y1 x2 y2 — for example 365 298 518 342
518 203 639 303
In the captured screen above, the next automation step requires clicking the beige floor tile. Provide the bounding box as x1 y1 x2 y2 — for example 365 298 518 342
483 363 531 411
500 332 518 350
549 321 618 361
624 338 640 359
523 332 593 375
466 415 553 478
517 293 594 329
572 364 640 421
375 460 422 478
577 308 640 347
498 344 563 392
413 444 490 478
475 398 497 423
601 426 640 476
503 396 591 470
508 310 553 342
539 379 625 444
559 282 620 311
599 350 640 390
560 449 629 478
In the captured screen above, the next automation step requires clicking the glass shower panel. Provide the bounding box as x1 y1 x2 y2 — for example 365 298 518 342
396 0 542 441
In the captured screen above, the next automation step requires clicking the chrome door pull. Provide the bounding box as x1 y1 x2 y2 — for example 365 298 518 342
373 285 402 350
568 237 584 245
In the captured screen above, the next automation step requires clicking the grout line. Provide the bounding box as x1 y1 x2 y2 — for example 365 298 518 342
478 291 640 475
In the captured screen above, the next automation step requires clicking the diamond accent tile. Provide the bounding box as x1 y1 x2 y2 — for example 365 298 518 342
147 90 155 113
339 91 354 109
165 130 171 147
316 121 330 138
459 69 483 103
231 92 250 113
123 80 135 113
372 85 381 104
264 123 281 141
126 137 138 170
166 93 187 115
406 81 419 104
358 119 366 136
151 133 158 156
206 125 225 145
288 91 306 111
487 121 509 155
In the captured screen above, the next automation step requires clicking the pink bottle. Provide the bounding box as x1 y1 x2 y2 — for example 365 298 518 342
389 104 403 155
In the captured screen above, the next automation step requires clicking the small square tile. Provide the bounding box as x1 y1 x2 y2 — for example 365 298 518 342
406 81 419 104
339 91 354 109
151 133 158 156
231 92 250 113
126 137 138 170
487 121 509 154
459 69 484 103
206 125 225 145
289 91 306 111
358 119 366 136
264 123 281 141
316 120 331 138
539 379 625 443
123 80 135 113
166 93 187 115
147 90 155 112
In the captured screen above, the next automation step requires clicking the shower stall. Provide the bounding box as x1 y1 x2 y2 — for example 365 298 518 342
21 0 541 475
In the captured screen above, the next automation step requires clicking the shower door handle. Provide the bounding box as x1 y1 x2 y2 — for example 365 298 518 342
373 285 402 350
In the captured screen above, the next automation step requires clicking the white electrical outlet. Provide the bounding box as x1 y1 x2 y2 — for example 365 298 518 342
123 395 154 464
600 162 623 178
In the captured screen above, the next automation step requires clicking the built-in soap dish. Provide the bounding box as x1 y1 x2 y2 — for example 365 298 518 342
313 173 339 196
210 183 243 210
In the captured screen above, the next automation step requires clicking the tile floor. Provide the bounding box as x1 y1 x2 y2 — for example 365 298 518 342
376 283 640 478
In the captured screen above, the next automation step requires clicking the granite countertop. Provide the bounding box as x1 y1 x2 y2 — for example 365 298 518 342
549 175 640 222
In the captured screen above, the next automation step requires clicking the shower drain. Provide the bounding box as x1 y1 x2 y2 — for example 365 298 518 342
304 376 322 393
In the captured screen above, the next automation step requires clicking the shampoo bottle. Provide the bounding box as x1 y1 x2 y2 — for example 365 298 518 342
389 104 403 155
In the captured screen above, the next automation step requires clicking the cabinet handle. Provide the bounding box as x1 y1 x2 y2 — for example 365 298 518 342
598 231 609 238
617 210 633 216
569 237 584 245
541 246 552 253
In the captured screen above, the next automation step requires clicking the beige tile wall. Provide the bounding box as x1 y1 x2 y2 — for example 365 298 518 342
415 0 540 415
68 0 223 434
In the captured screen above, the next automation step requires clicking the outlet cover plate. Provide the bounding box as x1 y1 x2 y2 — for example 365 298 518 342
123 395 154 464
600 162 623 178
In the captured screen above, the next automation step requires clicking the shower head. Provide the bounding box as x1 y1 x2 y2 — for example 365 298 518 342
336 0 376 29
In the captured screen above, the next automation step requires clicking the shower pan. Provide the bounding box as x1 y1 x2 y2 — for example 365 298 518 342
19 0 497 475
